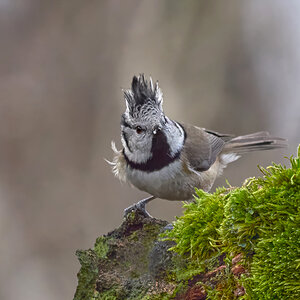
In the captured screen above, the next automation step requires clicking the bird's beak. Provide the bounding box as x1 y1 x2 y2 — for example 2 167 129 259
152 126 161 135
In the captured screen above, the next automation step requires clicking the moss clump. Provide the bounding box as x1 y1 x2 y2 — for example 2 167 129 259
249 228 299 299
168 187 227 261
73 249 99 300
165 145 300 299
94 237 110 259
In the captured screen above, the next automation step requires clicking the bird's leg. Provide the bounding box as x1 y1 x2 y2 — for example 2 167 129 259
124 195 156 218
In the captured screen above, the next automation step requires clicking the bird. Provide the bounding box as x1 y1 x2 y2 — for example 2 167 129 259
108 74 287 217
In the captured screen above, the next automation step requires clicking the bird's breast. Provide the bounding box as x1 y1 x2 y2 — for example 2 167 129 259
125 159 196 200
125 156 221 200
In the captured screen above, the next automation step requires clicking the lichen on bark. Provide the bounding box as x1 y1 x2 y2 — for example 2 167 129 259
74 210 180 300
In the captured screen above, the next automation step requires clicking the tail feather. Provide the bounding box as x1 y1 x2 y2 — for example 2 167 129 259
223 132 287 154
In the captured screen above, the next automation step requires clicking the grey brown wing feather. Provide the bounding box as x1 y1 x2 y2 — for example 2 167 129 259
203 128 234 142
181 123 225 171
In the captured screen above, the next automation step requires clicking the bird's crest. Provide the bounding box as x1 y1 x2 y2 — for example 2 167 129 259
123 74 163 118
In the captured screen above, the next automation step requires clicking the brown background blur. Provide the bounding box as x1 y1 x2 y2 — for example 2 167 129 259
1 1 299 299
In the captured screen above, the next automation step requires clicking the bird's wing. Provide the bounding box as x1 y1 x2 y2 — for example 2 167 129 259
203 128 235 142
181 123 226 171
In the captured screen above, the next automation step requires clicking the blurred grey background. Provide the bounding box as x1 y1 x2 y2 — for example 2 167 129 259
1 1 299 299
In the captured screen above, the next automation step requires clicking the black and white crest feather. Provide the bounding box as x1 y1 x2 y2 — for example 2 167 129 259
123 74 163 117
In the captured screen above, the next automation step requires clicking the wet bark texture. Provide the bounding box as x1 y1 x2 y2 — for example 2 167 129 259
73 210 245 300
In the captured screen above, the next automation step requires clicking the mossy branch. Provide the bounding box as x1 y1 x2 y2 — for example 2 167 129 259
74 145 300 299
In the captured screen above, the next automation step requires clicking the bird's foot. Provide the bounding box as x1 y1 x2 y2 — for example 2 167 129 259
124 202 152 218
124 196 155 218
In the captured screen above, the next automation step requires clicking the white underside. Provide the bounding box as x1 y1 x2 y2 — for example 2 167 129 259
126 158 220 200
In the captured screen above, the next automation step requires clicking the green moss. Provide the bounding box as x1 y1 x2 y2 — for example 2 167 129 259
167 187 227 261
94 236 110 259
247 223 300 299
73 249 99 300
164 145 300 298
96 286 127 300
141 293 171 300
205 272 238 300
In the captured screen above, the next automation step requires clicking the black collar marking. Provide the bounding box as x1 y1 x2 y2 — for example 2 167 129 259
123 128 185 172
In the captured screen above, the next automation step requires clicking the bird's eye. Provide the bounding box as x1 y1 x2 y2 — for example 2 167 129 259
136 126 143 134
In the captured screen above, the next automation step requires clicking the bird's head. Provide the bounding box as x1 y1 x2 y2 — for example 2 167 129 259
121 74 184 166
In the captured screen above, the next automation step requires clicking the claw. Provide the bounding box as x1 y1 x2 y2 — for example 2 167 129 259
124 203 152 218
124 195 156 218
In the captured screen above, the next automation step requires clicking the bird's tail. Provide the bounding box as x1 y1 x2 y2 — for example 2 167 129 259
222 131 287 154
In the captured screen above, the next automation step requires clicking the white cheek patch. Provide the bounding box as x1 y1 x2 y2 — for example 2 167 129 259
122 134 153 164
125 148 152 164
